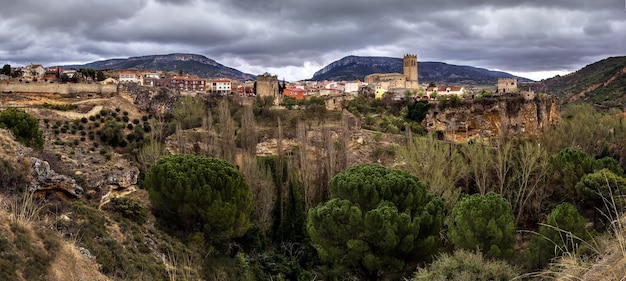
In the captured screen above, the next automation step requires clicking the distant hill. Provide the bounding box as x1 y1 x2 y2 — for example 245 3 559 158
532 56 626 108
311 55 532 85
63 53 256 81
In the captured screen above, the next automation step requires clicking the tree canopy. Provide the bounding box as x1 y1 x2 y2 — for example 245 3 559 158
145 155 253 243
549 147 623 199
307 164 444 279
576 168 626 210
447 192 515 260
99 120 125 147
1 64 10 76
527 203 590 269
0 108 44 148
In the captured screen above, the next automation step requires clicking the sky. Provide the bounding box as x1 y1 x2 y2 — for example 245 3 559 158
0 0 624 81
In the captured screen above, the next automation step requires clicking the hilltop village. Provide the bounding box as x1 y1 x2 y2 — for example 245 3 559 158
0 55 533 113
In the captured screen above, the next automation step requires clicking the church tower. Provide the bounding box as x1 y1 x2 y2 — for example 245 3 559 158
403 54 418 89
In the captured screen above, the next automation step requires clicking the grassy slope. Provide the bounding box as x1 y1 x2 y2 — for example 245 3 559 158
536 56 626 108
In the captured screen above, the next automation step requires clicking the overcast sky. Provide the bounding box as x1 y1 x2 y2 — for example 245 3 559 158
0 0 624 81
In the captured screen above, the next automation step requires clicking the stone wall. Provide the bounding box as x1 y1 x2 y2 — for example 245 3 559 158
0 83 117 95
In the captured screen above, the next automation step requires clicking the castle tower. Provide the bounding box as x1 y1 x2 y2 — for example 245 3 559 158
256 73 279 99
403 54 418 89
497 78 517 94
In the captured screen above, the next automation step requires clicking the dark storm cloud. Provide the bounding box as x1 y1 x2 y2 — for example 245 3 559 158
0 0 623 80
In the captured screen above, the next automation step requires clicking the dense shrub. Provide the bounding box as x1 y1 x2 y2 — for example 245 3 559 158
527 203 590 269
109 197 149 224
412 250 519 281
307 164 444 279
447 192 516 260
145 155 253 243
0 108 44 148
99 120 125 147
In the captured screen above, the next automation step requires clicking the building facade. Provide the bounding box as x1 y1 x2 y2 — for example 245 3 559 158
210 79 232 95
170 76 206 92
119 71 143 84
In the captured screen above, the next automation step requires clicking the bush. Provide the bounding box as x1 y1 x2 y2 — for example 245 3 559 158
99 120 125 147
42 103 77 111
109 197 148 224
446 192 516 260
412 250 519 281
0 108 44 148
145 155 253 243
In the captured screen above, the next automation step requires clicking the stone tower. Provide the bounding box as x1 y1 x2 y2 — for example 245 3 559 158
403 54 418 89
497 78 517 94
256 73 279 100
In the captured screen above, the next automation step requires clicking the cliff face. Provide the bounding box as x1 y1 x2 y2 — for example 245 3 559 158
423 95 559 143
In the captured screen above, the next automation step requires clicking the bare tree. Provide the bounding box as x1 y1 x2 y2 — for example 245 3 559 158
511 141 549 225
296 121 316 210
462 140 494 195
493 138 515 196
137 140 169 173
217 99 236 164
240 153 275 232
399 133 468 210
173 96 206 129
240 106 257 156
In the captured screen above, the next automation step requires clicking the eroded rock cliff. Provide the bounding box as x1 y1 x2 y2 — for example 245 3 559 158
423 94 559 143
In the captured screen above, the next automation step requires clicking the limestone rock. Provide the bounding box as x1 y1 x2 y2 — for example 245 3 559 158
118 83 179 115
423 94 559 143
29 157 84 198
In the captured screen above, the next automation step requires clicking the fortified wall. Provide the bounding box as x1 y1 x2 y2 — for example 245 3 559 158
0 83 117 95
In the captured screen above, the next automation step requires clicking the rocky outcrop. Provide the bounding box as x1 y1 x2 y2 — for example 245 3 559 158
423 94 559 143
118 83 179 116
29 157 84 198
79 156 139 204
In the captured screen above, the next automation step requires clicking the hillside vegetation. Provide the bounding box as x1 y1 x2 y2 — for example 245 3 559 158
3 84 626 280
535 56 626 108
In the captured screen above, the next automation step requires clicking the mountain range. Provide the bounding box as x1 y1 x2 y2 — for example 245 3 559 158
311 55 533 85
63 53 256 81
65 53 532 85
532 56 626 108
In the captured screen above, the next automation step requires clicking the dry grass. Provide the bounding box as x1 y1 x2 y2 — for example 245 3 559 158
9 191 45 226
49 242 109 281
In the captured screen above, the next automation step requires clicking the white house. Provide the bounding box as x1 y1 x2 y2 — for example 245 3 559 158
210 79 231 95
119 71 143 84
344 80 361 94
23 64 45 80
